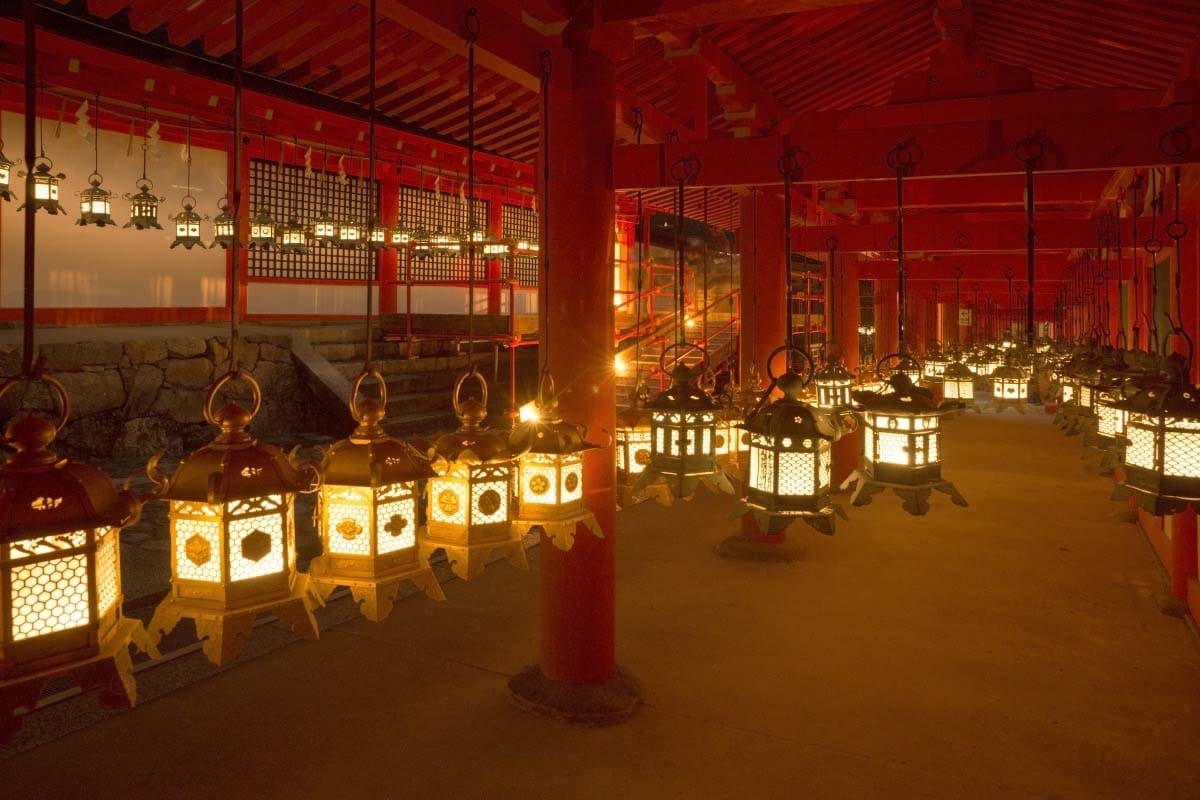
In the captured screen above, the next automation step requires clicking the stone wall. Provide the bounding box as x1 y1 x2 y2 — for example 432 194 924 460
0 332 318 460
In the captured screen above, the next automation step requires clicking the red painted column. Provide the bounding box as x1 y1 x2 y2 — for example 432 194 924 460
378 168 399 315
739 189 787 380
876 278 899 357
832 253 861 486
1171 210 1199 611
538 48 617 684
487 196 504 315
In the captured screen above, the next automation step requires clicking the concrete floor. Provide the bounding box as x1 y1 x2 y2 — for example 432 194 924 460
6 411 1200 799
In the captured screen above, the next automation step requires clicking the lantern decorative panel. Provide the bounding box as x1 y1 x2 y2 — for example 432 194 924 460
814 355 855 411
923 347 951 380
145 372 321 667
309 372 444 622
741 366 841 535
248 208 278 250
615 405 653 482
17 157 66 215
845 374 968 515
509 373 602 550
211 199 237 249
0 377 154 740
631 357 727 503
422 372 526 580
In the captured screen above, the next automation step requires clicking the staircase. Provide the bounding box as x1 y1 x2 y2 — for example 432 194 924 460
293 326 503 441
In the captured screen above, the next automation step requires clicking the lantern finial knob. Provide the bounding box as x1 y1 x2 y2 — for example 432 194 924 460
5 413 56 458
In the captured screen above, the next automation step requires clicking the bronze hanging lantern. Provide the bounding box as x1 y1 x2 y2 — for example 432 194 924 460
0 377 156 738
940 359 979 411
510 373 602 550
990 355 1029 414
17 156 65 215
814 353 855 411
248 207 278 250
211 198 237 249
742 346 844 534
124 103 163 230
145 373 321 666
0 143 13 202
423 371 526 580
310 372 444 620
75 93 114 227
169 196 206 250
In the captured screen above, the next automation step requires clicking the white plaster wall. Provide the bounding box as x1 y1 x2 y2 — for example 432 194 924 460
395 286 538 314
0 111 227 309
247 283 379 316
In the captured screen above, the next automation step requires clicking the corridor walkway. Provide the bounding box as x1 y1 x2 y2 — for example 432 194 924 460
7 412 1200 799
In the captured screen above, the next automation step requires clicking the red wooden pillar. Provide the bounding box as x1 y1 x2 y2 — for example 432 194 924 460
914 297 928 355
512 46 634 716
1172 210 1199 614
739 189 787 381
378 167 399 315
876 278 899 357
486 196 504 315
832 253 862 486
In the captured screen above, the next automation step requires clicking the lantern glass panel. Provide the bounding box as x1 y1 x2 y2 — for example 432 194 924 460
324 486 374 557
172 501 223 583
7 530 92 641
374 482 418 555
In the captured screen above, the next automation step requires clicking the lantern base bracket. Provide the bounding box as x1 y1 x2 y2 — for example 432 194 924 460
841 471 968 516
308 558 446 622
513 510 604 552
508 665 641 727
148 577 321 667
630 469 734 506
419 535 529 581
1111 483 1200 517
0 618 155 744
991 400 1028 415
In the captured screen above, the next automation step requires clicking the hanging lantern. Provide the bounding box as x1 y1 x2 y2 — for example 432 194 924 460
923 345 951 379
990 358 1029 414
431 226 461 256
509 373 602 550
422 371 526 580
276 216 306 254
145 372 321 666
615 401 653 483
514 238 539 255
940 360 979 410
248 207 278 250
169 196 206 250
76 173 114 227
124 178 164 231
0 376 155 736
0 145 13 202
1113 355 1200 515
846 373 967 515
631 348 725 502
366 218 388 250
389 219 413 249
211 198 237 249
411 228 433 260
309 371 444 621
337 217 366 249
312 209 339 247
813 353 855 411
17 157 66 215
742 349 842 534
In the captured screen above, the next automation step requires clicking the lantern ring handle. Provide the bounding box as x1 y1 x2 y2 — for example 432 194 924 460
1159 128 1192 159
825 341 845 362
765 345 814 385
1166 219 1189 242
451 368 488 417
659 341 709 373
349 368 388 423
1145 237 1164 255
204 370 262 427
0 373 70 432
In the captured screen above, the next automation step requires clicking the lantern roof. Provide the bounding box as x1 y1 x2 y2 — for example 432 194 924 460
852 373 953 415
993 363 1025 381
431 383 515 464
814 356 854 384
0 412 139 539
647 364 721 413
322 397 434 487
943 361 974 380
510 374 592 456
742 371 832 441
1114 355 1200 418
148 399 317 503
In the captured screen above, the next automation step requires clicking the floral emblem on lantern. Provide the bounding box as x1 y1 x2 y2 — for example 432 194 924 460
564 472 579 493
384 515 409 537
478 489 502 515
336 518 362 541
185 534 211 566
437 489 460 516
529 475 550 495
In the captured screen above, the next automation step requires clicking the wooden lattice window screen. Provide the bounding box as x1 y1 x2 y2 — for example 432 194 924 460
399 185 489 283
502 203 539 288
248 159 378 281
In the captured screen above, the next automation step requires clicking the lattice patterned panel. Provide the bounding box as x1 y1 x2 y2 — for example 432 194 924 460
95 528 119 618
777 451 816 496
173 502 223 583
430 479 468 527
502 203 539 287
9 547 90 641
375 482 417 555
470 475 511 524
749 441 774 493
400 185 489 283
248 159 377 281
1125 421 1157 470
228 512 286 582
1163 423 1200 477
325 486 373 557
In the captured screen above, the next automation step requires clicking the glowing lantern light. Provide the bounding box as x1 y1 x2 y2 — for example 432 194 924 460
17 157 66 215
0 376 155 736
248 207 278 250
125 178 164 231
510 372 602 550
742 350 843 534
422 371 526 580
336 217 366 249
145 372 321 666
366 217 388 250
814 354 855 411
845 373 968 515
389 219 413 249
309 371 444 621
940 361 979 410
923 346 951 379
211 199 237 249
430 227 461 256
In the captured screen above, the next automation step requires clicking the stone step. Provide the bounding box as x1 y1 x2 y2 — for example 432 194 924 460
380 410 461 440
330 353 476 380
385 391 452 416
383 369 462 396
313 338 452 362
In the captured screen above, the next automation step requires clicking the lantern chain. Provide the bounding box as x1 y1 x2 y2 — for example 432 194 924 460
1146 169 1162 353
538 47 552 378
466 7 480 367
1131 173 1143 350
633 107 645 399
888 141 920 350
1163 128 1192 370
1016 133 1042 350
363 0 378 372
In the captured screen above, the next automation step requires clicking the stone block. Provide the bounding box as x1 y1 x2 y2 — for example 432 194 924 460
39 341 123 371
153 388 206 424
112 416 185 459
124 339 168 365
56 369 125 417
165 357 213 389
166 336 207 358
124 365 165 416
